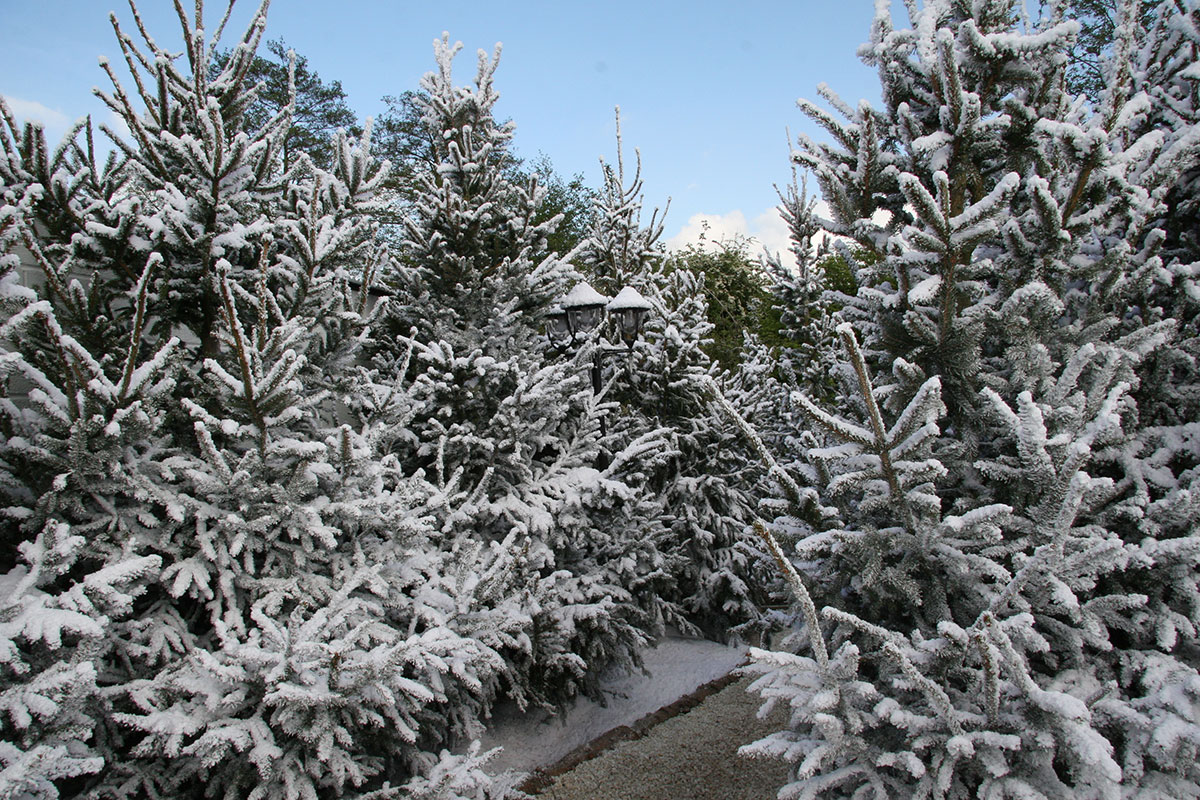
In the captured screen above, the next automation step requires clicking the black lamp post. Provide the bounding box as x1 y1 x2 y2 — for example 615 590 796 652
549 281 652 464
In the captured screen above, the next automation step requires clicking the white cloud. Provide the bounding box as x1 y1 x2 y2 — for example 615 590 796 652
664 200 894 277
1 95 72 142
1 94 126 156
666 207 799 271
105 109 132 143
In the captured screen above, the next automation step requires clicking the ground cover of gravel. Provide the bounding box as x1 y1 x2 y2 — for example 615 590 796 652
478 635 750 776
529 675 792 800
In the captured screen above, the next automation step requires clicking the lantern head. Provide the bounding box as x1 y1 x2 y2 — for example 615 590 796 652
607 286 652 348
545 305 572 348
560 281 610 339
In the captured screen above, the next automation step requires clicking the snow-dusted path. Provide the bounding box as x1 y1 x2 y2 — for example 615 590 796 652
530 674 790 799
478 635 749 776
476 635 791 799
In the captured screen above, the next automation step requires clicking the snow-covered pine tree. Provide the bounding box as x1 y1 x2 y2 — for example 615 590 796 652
91 0 291 367
1110 2 1200 429
1 82 178 800
377 40 668 710
576 112 767 640
0 253 169 798
0 99 138 367
764 160 842 406
576 108 668 299
3 4 519 798
1119 1 1200 279
741 322 1183 798
741 2 1200 797
388 34 564 350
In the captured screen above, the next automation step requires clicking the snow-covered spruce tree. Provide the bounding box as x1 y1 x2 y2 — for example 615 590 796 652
387 35 564 350
1110 2 1200 429
0 100 141 369
742 322 1192 798
378 39 667 710
3 5 520 798
577 113 768 640
741 2 1200 797
575 108 669 299
109 262 506 798
90 0 293 369
1121 1 1200 278
0 88 178 799
0 258 169 797
764 162 843 407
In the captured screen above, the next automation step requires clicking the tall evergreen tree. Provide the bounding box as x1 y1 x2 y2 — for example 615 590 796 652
741 2 1200 797
387 35 562 349
577 112 768 640
0 5 515 798
765 164 844 404
377 38 669 710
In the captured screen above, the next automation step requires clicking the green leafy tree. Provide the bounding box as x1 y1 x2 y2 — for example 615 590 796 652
666 238 771 368
528 153 596 259
218 38 359 171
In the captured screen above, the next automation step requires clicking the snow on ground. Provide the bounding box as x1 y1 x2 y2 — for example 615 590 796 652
475 633 749 776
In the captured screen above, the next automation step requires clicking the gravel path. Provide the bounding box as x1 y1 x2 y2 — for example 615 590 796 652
529 675 792 800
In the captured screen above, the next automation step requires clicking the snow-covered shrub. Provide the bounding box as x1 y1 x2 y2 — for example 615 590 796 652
399 744 526 800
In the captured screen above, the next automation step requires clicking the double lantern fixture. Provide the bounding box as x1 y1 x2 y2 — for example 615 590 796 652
546 282 652 349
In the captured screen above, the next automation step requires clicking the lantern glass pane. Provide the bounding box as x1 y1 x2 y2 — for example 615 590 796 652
570 305 604 334
618 309 635 336
546 313 571 344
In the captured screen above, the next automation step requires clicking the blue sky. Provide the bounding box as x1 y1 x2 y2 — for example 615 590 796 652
0 1 888 260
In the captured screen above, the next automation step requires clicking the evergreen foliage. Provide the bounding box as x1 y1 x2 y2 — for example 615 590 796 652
742 1 1200 797
13 0 1198 797
578 112 769 641
765 166 844 404
374 42 672 713
0 5 524 797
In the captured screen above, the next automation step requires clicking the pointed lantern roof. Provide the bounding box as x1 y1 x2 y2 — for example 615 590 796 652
607 285 652 311
560 281 610 309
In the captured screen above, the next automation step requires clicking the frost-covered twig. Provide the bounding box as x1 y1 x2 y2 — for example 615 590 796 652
704 374 811 508
752 520 829 668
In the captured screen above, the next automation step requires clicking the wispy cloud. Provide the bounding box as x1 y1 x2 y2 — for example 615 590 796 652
1 95 72 141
